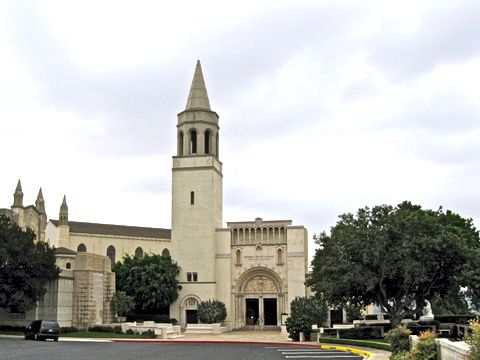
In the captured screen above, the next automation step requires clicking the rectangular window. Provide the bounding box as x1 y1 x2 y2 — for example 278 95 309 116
190 191 195 205
193 272 198 282
187 272 192 281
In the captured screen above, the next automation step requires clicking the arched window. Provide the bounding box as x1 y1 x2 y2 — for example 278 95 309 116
189 129 197 154
77 243 86 252
162 248 170 257
190 191 195 205
135 247 143 257
204 130 211 154
107 245 116 263
178 131 184 156
277 248 284 265
216 132 219 157
236 249 241 266
66 262 71 269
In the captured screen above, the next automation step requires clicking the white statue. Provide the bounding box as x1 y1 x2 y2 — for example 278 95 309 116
419 299 434 320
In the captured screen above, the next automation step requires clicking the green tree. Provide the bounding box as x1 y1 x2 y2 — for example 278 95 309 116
0 215 59 312
285 296 328 341
197 299 227 324
306 201 480 326
110 291 135 316
112 254 181 313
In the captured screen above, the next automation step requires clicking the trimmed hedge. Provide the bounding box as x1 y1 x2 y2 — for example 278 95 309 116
319 336 392 351
126 313 177 324
60 326 79 333
434 315 475 324
323 326 384 339
0 325 25 331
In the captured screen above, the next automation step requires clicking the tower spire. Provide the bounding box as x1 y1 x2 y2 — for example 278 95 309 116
35 187 46 214
185 60 211 111
12 179 24 207
59 195 69 225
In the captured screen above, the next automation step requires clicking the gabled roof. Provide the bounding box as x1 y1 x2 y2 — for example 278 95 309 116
50 220 171 240
55 247 77 255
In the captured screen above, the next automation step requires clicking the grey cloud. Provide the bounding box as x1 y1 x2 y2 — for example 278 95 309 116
367 1 480 80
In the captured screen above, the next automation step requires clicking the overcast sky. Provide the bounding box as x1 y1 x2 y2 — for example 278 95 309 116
1 0 479 259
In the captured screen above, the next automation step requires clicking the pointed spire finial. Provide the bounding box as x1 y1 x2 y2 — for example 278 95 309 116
185 60 211 111
59 195 69 225
12 179 24 207
35 187 46 214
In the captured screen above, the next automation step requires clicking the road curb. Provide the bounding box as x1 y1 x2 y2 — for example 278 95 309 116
319 344 373 358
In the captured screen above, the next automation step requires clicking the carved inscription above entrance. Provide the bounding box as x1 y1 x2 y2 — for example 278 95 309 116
244 276 277 294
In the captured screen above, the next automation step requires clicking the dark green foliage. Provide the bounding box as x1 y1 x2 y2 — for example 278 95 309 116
141 329 156 338
112 254 181 312
126 313 172 323
323 326 384 339
307 202 480 326
345 302 364 322
286 296 328 341
197 299 227 324
389 351 410 360
386 325 411 354
319 337 392 351
88 325 114 333
0 215 60 312
60 326 79 333
125 329 135 335
113 326 122 334
111 291 134 316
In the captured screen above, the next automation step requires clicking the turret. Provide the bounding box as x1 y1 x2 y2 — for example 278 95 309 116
35 188 46 214
59 195 68 226
12 179 24 207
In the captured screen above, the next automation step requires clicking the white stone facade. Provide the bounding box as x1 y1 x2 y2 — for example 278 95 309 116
1 61 309 330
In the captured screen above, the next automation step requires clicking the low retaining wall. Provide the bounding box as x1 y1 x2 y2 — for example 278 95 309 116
185 323 228 334
410 335 471 360
121 322 182 339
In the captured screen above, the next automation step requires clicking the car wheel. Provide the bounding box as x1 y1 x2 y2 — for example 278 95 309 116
24 335 28 340
54 337 58 342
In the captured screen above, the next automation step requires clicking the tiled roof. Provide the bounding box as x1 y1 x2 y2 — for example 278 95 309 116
55 247 77 255
50 220 171 240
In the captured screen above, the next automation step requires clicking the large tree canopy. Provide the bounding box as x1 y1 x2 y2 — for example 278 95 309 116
0 215 59 312
112 253 181 313
306 201 480 326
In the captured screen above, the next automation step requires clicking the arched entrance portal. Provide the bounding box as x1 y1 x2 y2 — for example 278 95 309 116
179 294 201 329
233 267 287 329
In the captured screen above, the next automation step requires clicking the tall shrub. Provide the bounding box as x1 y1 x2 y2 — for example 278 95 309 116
197 299 227 324
409 331 436 360
467 318 480 360
386 325 411 354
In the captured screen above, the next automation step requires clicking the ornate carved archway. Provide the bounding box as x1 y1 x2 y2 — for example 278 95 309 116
232 267 287 329
179 294 201 329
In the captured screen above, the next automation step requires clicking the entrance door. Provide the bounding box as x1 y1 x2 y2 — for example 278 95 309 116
186 310 198 324
263 298 277 325
330 309 343 326
245 299 259 325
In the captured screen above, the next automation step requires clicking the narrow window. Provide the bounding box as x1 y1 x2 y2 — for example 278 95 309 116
77 243 86 252
135 247 143 257
193 272 198 282
190 129 197 154
216 132 219 157
190 191 195 205
187 272 192 281
66 262 71 269
178 131 184 156
107 245 116 263
162 248 170 257
277 248 284 265
236 249 241 266
204 130 211 154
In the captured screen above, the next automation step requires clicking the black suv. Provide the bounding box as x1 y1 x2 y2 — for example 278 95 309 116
24 320 60 341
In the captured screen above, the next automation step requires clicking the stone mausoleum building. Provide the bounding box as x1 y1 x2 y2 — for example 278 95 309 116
1 61 308 330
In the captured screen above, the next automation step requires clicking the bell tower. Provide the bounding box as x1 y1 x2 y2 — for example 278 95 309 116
171 61 223 319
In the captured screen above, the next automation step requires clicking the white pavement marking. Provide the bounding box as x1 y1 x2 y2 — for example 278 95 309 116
282 352 345 355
